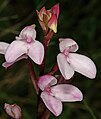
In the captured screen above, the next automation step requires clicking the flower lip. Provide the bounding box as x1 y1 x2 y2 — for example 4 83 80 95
19 25 36 42
59 38 79 53
44 85 52 95
38 75 57 91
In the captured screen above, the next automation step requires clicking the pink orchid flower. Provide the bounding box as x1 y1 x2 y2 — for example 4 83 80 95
38 75 83 116
3 25 44 66
4 103 21 119
0 42 28 68
37 4 60 33
57 38 97 80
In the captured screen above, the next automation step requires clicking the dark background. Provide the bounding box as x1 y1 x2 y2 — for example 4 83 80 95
0 0 101 119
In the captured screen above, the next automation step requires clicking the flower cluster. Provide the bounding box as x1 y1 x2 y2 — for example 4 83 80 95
0 3 97 119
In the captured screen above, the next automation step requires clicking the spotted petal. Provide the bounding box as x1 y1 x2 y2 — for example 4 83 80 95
59 38 78 52
41 92 62 116
28 40 44 65
51 84 83 102
57 53 74 79
69 53 97 79
5 41 27 63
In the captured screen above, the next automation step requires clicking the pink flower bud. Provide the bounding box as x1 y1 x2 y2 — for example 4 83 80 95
4 103 21 119
37 4 60 33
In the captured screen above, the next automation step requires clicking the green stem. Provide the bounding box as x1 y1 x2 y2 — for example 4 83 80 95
83 100 97 119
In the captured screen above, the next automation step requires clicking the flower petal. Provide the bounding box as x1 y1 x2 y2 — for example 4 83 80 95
57 53 74 79
59 38 79 52
19 25 36 41
51 84 83 102
37 7 47 21
4 103 14 118
0 42 9 54
28 40 44 65
2 55 28 68
41 92 62 116
38 75 57 91
69 53 97 79
5 41 27 63
4 103 21 119
48 14 57 33
51 3 60 18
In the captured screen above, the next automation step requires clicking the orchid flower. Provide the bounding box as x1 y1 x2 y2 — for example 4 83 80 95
37 4 60 33
4 103 21 119
38 75 83 116
2 25 44 66
0 42 28 68
57 38 97 80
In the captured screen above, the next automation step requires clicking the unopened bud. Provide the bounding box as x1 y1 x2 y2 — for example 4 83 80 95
4 103 21 119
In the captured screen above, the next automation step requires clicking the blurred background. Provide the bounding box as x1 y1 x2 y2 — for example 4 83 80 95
0 0 101 119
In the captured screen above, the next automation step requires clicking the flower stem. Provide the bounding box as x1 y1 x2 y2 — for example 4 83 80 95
27 59 39 94
83 100 97 119
40 30 53 75
48 63 58 75
41 109 50 119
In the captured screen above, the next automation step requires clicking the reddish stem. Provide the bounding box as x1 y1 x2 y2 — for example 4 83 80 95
27 59 39 94
48 63 58 75
41 109 50 119
40 30 54 75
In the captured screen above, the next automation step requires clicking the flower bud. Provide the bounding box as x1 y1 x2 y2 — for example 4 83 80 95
37 4 60 33
4 103 21 119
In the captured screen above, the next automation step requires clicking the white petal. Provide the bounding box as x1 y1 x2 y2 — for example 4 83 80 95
57 53 74 80
38 75 57 91
4 103 14 118
19 25 36 41
2 62 14 68
28 40 44 65
69 53 97 79
41 92 62 116
2 55 28 68
51 84 83 102
5 41 27 63
0 42 9 54
59 38 78 52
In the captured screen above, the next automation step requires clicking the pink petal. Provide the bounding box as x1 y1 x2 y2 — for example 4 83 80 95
51 84 83 102
4 103 21 119
48 14 57 33
11 104 21 119
41 92 62 116
57 53 74 80
51 3 60 18
4 103 14 118
69 53 97 79
19 25 36 41
0 42 9 54
38 75 57 91
59 38 79 53
5 41 27 63
2 55 28 68
2 62 14 68
38 7 47 21
28 40 44 65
